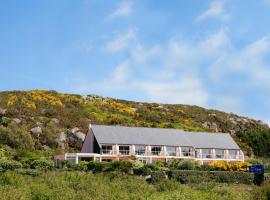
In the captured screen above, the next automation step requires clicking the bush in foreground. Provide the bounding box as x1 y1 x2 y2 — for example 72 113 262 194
170 170 254 184
30 160 54 170
0 159 22 171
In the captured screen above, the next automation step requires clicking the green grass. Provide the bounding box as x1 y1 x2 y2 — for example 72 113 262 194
0 171 255 200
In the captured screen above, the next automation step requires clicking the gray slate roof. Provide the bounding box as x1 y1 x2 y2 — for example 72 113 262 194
91 125 240 150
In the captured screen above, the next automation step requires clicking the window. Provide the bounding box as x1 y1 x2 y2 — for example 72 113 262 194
181 147 192 157
228 150 238 159
151 146 161 156
135 145 145 155
166 146 177 156
201 149 212 158
66 157 76 164
215 149 224 159
101 145 113 154
119 146 130 155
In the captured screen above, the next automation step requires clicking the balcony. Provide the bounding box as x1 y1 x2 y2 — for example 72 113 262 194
101 149 115 155
166 151 177 156
180 152 192 157
119 150 130 155
135 150 145 156
215 154 225 159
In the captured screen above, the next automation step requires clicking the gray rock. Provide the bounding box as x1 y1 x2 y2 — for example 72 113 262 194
58 132 66 149
74 131 86 141
30 127 42 137
202 121 219 132
71 127 80 134
59 132 66 142
13 118 22 124
36 122 43 127
51 118 60 124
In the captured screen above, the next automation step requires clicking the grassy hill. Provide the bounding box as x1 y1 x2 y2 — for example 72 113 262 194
0 90 269 159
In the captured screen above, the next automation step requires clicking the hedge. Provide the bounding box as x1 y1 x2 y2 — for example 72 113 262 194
0 159 22 171
30 160 54 170
169 170 254 184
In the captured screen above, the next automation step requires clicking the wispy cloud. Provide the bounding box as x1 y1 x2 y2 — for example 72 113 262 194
196 0 229 22
108 0 133 19
94 27 270 118
103 29 136 53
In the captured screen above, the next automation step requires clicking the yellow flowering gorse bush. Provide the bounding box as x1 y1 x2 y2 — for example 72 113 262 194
208 160 251 172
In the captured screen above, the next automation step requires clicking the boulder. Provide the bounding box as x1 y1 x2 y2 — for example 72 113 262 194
67 128 86 148
71 127 80 134
58 132 66 149
36 122 43 127
51 118 60 124
13 118 22 124
30 127 42 137
74 131 86 141
202 121 219 132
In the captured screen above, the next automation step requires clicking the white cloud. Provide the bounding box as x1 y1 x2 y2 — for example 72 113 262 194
103 29 136 53
108 0 133 19
112 60 131 83
140 78 208 106
78 26 270 123
196 0 229 22
131 44 161 64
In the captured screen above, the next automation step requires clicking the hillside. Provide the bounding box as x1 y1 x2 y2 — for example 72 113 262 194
0 90 269 159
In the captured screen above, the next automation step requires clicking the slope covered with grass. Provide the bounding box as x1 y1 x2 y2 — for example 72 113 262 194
0 90 269 159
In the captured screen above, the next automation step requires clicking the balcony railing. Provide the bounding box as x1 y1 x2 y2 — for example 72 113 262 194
151 151 162 156
135 151 146 156
119 150 130 155
101 150 117 155
180 152 193 157
165 151 177 156
215 154 225 159
228 155 238 160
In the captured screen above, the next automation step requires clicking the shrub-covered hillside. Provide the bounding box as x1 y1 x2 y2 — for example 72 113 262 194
0 90 269 159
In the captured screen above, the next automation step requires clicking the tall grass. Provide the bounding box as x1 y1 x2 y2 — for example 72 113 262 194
0 171 254 200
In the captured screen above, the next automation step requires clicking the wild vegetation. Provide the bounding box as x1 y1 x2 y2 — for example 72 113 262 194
0 158 267 200
0 90 269 160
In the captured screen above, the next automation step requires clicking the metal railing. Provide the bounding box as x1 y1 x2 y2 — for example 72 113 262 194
180 152 193 157
101 150 116 155
135 151 146 156
165 151 177 156
119 150 130 155
215 154 225 159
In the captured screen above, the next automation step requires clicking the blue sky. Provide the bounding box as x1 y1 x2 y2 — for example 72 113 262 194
1 0 270 123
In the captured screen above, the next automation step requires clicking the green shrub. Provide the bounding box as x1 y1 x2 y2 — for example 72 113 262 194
134 166 152 176
15 169 41 177
246 158 263 165
155 160 165 168
170 170 254 184
130 160 144 170
265 163 270 173
0 159 22 171
177 160 196 170
109 160 133 173
87 161 109 173
253 181 270 200
31 160 54 170
72 161 88 171
151 171 167 183
168 159 181 169
155 179 181 192
200 163 214 171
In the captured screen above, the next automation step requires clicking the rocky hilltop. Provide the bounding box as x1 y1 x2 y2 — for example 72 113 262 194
0 90 269 158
